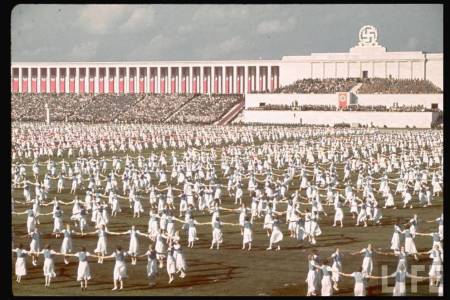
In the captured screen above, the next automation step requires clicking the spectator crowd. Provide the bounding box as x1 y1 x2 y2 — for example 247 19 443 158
11 93 242 125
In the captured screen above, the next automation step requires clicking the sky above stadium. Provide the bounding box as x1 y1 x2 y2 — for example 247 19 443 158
11 4 443 62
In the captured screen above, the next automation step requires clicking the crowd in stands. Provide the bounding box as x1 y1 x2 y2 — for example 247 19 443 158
357 78 442 94
11 93 243 124
170 94 242 124
116 94 193 123
272 77 442 94
275 78 361 94
247 103 440 112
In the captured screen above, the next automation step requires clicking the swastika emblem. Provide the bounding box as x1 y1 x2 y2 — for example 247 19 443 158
358 25 378 46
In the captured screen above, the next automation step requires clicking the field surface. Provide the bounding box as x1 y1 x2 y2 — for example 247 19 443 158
11 127 443 296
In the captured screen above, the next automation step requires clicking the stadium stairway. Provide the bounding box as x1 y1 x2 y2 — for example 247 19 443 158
351 82 363 93
215 99 245 126
163 94 199 123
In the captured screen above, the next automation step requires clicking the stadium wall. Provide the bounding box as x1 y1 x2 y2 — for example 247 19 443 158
241 111 438 128
245 93 443 109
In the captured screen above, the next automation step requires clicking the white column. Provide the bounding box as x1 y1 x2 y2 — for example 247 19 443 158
256 66 261 93
222 67 227 94
56 68 60 93
200 66 204 94
410 61 413 79
233 66 237 94
18 68 22 93
157 67 161 94
268 66 272 92
335 62 338 78
189 67 193 94
28 68 32 93
322 62 325 79
46 68 50 92
262 67 266 91
168 67 172 94
94 67 99 94
212 67 216 94
65 68 69 94
105 68 109 94
207 67 211 94
74 68 79 94
178 67 182 93
114 67 119 93
244 66 248 94
85 69 89 93
147 67 150 93
397 61 400 79
125 67 129 94
347 62 350 78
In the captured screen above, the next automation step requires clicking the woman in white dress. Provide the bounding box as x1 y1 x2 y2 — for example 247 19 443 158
12 243 28 283
383 191 396 209
29 227 41 266
305 254 317 296
339 266 370 296
266 216 284 251
418 244 443 287
139 244 158 287
332 200 344 227
103 246 128 290
351 244 374 276
66 246 95 291
402 225 419 260
210 217 224 250
133 196 144 218
186 216 199 248
330 248 343 291
34 244 60 287
166 244 176 284
242 217 253 251
390 222 402 251
59 224 75 264
173 241 187 278
116 225 147 265
311 259 334 296
52 206 63 238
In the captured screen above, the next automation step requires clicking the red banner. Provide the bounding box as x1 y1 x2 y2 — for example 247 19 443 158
109 77 114 93
338 92 348 109
171 78 176 93
150 78 155 93
89 77 94 93
129 77 134 94
139 77 144 93
214 77 218 94
181 77 186 94
12 78 19 93
119 77 124 93
237 76 240 94
248 77 252 93
259 78 263 92
225 77 229 94
192 78 197 94
270 77 274 92
99 77 104 94
79 78 85 94
69 77 75 93
41 78 47 93
31 78 37 93
60 78 65 93
160 78 165 94
22 78 28 93
50 77 56 93
203 78 207 93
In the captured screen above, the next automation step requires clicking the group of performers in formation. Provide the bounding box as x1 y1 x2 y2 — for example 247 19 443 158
11 124 443 295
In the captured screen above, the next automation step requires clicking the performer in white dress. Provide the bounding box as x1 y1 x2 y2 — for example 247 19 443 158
60 224 75 264
210 217 224 250
242 217 253 251
266 216 284 251
12 244 28 283
173 241 187 278
66 246 94 291
34 244 60 287
311 259 334 296
103 246 129 291
330 248 343 291
305 254 317 296
166 245 176 284
139 244 158 287
390 222 402 251
116 225 147 265
351 244 374 276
